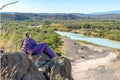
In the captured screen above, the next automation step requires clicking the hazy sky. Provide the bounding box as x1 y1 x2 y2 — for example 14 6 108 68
0 0 120 13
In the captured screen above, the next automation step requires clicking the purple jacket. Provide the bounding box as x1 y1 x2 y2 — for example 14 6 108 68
21 37 56 59
21 37 37 54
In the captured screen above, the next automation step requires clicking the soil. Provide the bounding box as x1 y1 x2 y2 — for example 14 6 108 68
61 37 120 80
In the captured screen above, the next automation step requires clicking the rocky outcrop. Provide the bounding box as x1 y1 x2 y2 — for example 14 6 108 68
1 52 74 80
1 52 46 80
50 57 74 80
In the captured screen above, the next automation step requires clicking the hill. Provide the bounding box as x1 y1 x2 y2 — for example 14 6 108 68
1 11 120 21
1 13 81 20
90 10 120 15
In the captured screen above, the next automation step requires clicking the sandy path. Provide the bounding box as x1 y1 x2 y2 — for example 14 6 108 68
61 37 120 80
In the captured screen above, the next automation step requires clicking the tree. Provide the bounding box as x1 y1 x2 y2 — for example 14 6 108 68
0 0 19 10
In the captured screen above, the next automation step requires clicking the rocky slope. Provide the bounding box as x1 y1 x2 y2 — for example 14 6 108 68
62 37 120 80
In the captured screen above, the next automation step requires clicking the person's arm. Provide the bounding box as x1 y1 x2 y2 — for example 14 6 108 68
27 49 32 59
21 38 33 58
21 38 36 58
22 46 32 59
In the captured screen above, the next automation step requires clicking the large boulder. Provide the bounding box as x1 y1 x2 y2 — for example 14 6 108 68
1 52 74 80
32 54 74 80
1 52 46 80
49 57 74 80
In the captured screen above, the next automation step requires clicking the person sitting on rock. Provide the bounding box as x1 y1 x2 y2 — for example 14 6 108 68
21 32 56 59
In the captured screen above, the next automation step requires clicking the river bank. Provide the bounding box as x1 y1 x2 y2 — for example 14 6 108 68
61 36 120 80
55 31 120 49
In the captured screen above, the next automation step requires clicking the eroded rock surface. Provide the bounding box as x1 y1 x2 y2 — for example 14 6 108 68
1 52 74 80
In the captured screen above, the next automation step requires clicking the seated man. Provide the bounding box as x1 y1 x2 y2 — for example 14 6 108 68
21 32 56 59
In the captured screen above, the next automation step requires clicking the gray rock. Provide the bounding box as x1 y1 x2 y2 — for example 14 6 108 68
50 57 74 80
1 52 46 80
1 52 74 80
33 54 74 80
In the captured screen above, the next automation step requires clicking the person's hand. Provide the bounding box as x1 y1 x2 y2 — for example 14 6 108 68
27 50 32 59
28 54 32 59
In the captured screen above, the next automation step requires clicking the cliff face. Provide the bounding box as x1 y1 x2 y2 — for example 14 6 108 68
1 52 74 80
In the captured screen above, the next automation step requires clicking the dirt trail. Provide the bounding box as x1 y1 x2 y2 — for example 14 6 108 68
61 37 120 80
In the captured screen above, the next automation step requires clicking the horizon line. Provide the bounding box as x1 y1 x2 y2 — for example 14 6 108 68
1 10 120 14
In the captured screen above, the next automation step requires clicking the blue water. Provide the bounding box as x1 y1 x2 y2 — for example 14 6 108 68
55 31 120 49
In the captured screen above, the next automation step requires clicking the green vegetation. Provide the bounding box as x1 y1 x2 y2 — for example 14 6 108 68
1 17 120 54
0 21 62 55
61 20 120 41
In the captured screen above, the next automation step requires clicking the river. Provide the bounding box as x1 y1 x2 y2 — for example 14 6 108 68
55 31 120 49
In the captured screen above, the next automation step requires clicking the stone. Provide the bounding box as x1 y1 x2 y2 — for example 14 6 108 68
1 52 46 80
1 52 74 80
49 57 74 80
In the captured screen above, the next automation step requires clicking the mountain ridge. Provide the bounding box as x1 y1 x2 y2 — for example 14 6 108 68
1 10 120 20
90 10 120 15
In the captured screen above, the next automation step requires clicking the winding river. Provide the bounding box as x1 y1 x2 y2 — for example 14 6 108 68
55 31 120 49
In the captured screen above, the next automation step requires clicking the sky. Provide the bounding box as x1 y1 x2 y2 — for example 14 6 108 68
0 0 120 13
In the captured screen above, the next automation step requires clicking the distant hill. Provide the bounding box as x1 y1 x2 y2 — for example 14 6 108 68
1 13 83 20
90 10 120 15
1 10 120 21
